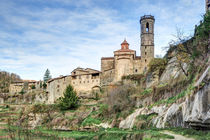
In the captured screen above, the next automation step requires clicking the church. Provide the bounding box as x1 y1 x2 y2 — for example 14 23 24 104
100 15 155 85
45 15 156 103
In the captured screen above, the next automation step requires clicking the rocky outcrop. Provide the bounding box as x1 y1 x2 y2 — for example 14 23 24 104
153 66 210 129
160 57 187 84
120 66 210 130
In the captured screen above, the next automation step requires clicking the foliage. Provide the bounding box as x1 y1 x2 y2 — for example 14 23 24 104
98 104 109 117
31 104 59 114
42 82 47 89
122 74 145 81
105 84 136 116
43 69 52 82
40 81 43 88
19 88 25 95
141 88 152 96
165 12 210 78
166 127 210 140
57 85 79 110
149 81 195 109
31 85 36 89
81 116 101 126
148 58 167 77
196 11 210 40
0 70 21 93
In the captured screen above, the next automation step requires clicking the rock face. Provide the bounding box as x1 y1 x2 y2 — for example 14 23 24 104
160 57 186 84
120 66 210 130
154 66 210 129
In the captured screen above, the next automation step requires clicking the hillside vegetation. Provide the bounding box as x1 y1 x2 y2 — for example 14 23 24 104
0 12 209 140
0 71 21 93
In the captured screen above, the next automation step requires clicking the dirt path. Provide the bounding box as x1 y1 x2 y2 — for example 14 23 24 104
162 131 195 140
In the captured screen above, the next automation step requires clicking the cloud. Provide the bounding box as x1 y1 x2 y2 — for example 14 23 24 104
0 0 205 80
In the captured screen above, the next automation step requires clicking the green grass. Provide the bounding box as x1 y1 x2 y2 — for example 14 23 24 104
149 82 195 109
140 88 152 95
81 116 102 126
165 128 210 140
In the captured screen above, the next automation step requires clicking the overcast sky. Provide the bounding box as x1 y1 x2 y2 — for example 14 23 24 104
0 0 206 80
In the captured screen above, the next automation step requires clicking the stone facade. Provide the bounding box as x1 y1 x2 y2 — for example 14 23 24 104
101 15 155 85
9 80 38 94
206 0 210 12
71 67 100 94
47 75 71 104
47 67 100 103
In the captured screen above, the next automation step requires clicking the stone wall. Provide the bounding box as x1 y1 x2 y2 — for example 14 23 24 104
47 76 71 104
47 68 101 103
71 73 100 94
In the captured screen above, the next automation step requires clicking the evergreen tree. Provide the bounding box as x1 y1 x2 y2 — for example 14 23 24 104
57 85 79 110
43 69 51 82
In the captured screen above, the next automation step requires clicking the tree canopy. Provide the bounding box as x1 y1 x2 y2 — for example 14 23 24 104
43 69 52 82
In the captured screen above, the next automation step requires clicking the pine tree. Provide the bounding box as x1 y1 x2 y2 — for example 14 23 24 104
43 69 51 82
57 85 79 110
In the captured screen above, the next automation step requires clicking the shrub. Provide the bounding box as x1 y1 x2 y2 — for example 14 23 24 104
122 74 145 81
31 85 36 89
19 88 25 95
81 116 101 126
57 85 79 110
106 84 136 115
148 58 167 77
43 82 47 89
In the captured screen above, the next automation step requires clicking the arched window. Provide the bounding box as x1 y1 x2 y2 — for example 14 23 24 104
146 22 149 32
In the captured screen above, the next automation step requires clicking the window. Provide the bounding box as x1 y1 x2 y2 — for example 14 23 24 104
145 52 147 55
57 85 60 88
57 89 59 92
145 59 147 62
83 81 85 83
74 72 76 74
73 82 75 84
135 69 138 73
80 81 81 84
146 22 149 32
72 76 76 79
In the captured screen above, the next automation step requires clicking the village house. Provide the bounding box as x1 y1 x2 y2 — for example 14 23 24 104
9 80 39 94
47 67 100 103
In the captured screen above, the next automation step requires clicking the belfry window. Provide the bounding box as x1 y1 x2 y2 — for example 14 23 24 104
146 22 149 32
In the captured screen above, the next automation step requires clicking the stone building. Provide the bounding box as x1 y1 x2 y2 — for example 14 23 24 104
47 67 100 103
101 15 155 85
71 67 100 94
206 0 210 12
9 80 37 94
47 75 72 104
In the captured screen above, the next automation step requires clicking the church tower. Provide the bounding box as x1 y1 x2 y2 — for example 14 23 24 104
140 15 155 70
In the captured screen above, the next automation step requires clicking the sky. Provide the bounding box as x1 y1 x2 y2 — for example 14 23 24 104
0 0 206 80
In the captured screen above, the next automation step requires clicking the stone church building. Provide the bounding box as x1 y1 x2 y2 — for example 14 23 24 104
46 15 155 103
101 15 155 85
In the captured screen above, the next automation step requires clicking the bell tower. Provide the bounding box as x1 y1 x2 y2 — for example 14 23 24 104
140 15 155 68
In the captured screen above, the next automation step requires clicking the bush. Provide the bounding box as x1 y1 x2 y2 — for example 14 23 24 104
43 82 47 89
31 85 36 89
57 85 79 110
148 58 167 77
19 88 25 95
106 84 136 115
